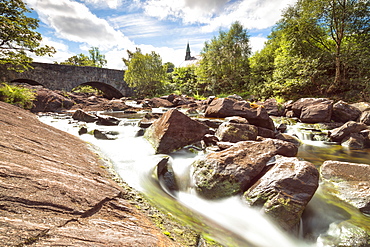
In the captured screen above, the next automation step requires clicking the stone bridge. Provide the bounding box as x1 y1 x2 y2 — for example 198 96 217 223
0 62 132 99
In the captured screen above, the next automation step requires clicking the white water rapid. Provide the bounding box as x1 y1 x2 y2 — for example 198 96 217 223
39 112 370 247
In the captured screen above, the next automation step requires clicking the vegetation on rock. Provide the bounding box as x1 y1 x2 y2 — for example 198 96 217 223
0 82 35 109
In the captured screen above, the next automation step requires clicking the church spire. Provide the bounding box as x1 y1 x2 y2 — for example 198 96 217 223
185 42 192 61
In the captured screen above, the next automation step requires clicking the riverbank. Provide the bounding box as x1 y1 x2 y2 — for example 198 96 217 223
0 101 204 246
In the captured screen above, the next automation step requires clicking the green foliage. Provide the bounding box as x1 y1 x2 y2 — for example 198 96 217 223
0 0 55 72
72 85 103 95
170 65 198 95
59 47 107 67
249 0 370 100
0 83 35 109
197 21 251 95
123 48 167 98
164 62 175 73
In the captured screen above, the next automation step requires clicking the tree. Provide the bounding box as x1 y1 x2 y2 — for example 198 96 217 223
59 53 95 66
171 65 198 95
197 21 251 95
59 47 107 67
279 0 370 94
123 48 167 97
164 62 175 73
88 47 107 68
0 0 55 71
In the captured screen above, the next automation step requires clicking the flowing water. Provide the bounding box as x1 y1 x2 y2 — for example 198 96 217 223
39 111 370 247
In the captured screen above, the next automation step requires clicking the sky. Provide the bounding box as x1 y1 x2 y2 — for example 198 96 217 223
24 0 297 70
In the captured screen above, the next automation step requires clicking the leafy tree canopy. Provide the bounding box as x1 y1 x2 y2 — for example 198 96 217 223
197 21 251 95
123 48 167 98
250 0 370 101
0 0 55 72
59 47 107 67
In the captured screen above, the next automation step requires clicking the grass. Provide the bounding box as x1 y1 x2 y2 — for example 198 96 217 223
0 83 36 109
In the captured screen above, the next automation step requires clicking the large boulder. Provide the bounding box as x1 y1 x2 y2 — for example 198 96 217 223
32 88 74 112
144 109 209 154
0 101 179 246
215 122 258 142
243 156 319 233
146 97 174 108
332 100 362 123
192 139 298 199
289 98 333 123
260 98 283 116
359 111 370 125
204 98 275 130
329 121 368 142
320 160 370 215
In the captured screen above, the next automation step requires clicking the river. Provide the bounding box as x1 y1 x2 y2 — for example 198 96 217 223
39 109 370 247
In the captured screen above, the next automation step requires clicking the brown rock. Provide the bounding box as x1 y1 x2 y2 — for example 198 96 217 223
332 100 361 123
205 98 275 130
146 97 174 108
192 139 298 199
244 156 319 233
320 161 370 214
329 121 368 142
215 122 258 142
72 109 98 123
144 108 209 154
341 133 365 149
32 88 74 112
300 100 333 123
0 101 179 246
359 111 370 125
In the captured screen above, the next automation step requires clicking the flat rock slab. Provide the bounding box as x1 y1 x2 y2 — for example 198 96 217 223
0 102 178 246
320 160 370 215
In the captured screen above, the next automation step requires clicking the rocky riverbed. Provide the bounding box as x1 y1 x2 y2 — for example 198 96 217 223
2 85 370 246
0 101 205 246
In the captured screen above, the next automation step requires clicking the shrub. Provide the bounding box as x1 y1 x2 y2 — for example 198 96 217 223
72 85 103 95
0 83 36 109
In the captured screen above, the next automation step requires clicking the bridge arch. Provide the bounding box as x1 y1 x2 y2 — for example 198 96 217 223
11 78 43 86
0 62 132 98
74 81 124 99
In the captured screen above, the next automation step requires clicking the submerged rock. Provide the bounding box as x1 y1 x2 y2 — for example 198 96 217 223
320 161 370 215
96 115 120 126
192 139 298 199
156 157 178 196
317 221 370 247
243 156 319 233
204 98 275 130
144 109 209 154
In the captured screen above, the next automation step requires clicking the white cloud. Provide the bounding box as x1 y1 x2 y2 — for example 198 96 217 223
250 36 268 53
81 0 122 9
25 0 134 50
143 0 296 32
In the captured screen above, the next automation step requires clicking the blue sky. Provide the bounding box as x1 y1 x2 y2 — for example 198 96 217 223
24 0 296 69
